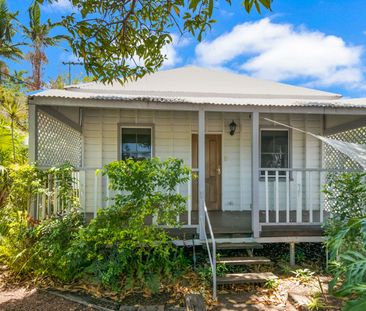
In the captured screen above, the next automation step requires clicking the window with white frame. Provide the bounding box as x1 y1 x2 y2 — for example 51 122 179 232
260 129 289 175
120 127 152 160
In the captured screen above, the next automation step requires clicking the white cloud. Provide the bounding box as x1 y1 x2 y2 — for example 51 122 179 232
162 34 191 68
42 0 76 13
195 18 364 88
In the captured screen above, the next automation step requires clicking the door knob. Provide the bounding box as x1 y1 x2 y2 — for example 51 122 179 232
217 166 221 175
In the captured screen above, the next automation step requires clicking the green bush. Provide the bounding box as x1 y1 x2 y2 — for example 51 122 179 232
0 158 192 294
66 207 187 292
324 172 366 238
30 210 84 280
63 158 191 292
104 157 191 226
324 172 366 310
0 163 82 276
0 164 47 273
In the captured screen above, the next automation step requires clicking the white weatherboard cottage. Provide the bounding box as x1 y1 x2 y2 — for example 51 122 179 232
28 66 366 244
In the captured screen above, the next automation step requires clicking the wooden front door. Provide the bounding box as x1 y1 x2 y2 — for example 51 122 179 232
192 134 222 211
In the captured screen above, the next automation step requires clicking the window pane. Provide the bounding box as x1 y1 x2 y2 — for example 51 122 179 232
121 128 151 160
261 130 289 170
274 133 288 153
137 131 151 153
261 134 274 153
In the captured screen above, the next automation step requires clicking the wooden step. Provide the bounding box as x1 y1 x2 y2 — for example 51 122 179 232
217 272 277 285
217 256 271 265
215 242 263 250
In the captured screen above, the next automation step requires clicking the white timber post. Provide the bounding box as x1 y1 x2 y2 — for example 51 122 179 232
28 103 37 164
198 109 206 240
239 113 245 210
28 103 37 217
251 112 260 238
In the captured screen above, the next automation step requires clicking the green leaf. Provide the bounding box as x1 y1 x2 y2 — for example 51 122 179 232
344 296 366 311
243 0 253 13
208 0 214 16
254 1 261 13
188 0 200 11
173 5 180 16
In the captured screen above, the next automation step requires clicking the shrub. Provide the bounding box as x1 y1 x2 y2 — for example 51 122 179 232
0 163 82 277
0 158 192 294
30 210 84 280
103 157 191 226
324 173 366 309
66 208 188 292
324 172 366 238
63 158 192 293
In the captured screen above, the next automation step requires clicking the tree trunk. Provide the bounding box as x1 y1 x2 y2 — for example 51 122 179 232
32 47 42 90
11 119 15 161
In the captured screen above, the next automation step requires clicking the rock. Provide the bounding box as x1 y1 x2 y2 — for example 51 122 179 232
185 294 206 311
288 292 311 311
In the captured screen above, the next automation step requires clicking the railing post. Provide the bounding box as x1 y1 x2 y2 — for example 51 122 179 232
286 171 290 223
176 184 180 223
79 170 86 217
53 175 58 214
106 174 110 208
275 170 279 223
307 171 313 223
265 170 269 223
251 112 260 238
296 171 303 223
47 174 51 215
94 171 98 217
188 174 192 226
319 171 325 223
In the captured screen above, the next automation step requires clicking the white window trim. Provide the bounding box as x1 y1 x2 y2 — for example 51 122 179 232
259 128 291 176
118 124 155 160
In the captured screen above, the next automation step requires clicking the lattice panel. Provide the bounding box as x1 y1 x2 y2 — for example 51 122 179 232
37 110 82 167
324 127 366 170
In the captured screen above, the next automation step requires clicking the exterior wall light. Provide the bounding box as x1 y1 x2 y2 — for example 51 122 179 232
229 120 237 136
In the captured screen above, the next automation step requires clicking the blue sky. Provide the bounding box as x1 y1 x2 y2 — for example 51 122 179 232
7 0 366 98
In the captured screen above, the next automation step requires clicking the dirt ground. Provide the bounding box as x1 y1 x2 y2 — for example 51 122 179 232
0 267 94 311
0 269 342 311
0 287 96 311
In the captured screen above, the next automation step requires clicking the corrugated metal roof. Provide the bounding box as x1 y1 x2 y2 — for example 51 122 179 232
31 89 366 109
64 66 340 100
31 66 366 109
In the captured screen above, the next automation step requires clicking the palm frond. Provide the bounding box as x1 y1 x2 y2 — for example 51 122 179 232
0 0 22 62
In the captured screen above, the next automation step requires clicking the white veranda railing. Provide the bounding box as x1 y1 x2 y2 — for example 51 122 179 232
260 167 362 226
32 170 81 219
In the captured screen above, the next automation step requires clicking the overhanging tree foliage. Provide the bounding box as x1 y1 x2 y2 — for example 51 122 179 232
0 0 23 76
39 0 272 83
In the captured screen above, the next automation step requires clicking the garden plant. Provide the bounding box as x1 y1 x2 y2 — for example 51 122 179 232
324 172 366 310
0 158 193 296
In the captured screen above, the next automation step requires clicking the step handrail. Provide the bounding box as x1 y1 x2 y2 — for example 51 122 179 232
200 197 217 300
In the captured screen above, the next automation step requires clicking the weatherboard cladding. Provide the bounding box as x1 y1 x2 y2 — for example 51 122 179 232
75 107 323 214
